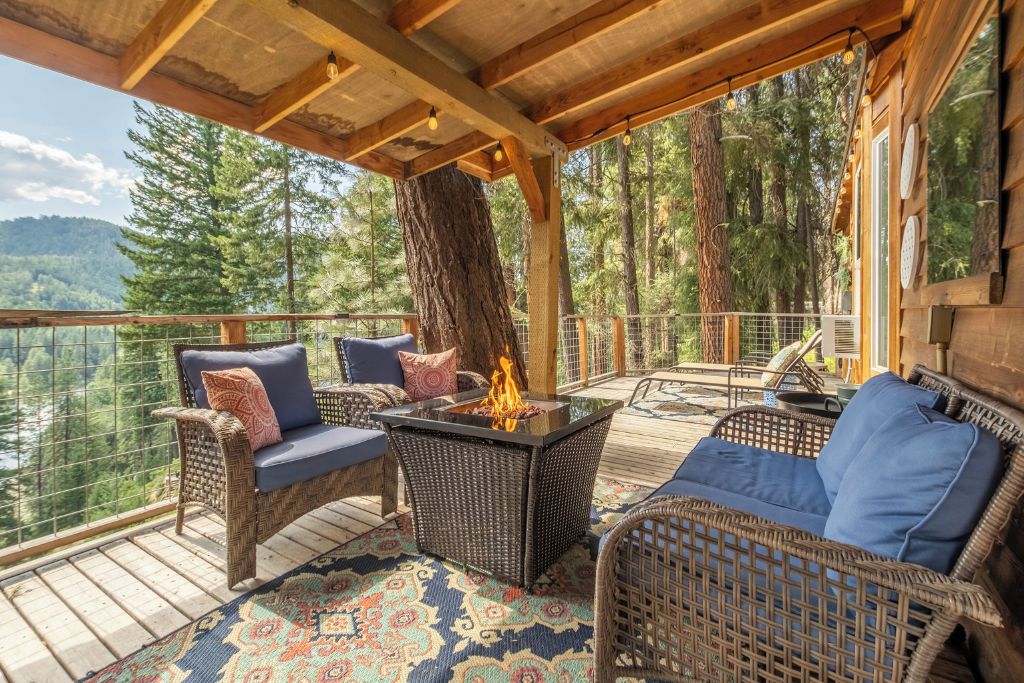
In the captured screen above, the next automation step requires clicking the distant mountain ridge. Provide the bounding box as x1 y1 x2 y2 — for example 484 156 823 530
0 215 133 310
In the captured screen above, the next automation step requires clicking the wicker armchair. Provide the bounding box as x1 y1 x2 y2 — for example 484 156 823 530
332 335 488 405
153 340 398 588
595 365 1024 683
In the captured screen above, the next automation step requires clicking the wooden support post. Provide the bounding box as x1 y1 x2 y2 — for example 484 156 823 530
723 314 740 364
526 155 561 393
612 317 626 376
400 316 420 346
220 320 247 345
577 318 589 387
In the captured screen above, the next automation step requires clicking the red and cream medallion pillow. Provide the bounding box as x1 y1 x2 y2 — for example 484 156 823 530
201 367 283 451
398 348 458 401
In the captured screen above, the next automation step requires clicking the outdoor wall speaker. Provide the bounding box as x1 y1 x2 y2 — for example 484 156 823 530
927 305 954 345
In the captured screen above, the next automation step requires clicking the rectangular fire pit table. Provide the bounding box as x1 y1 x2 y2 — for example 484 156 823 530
372 390 622 586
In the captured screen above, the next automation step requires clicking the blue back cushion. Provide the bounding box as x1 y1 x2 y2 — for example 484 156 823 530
342 334 417 386
180 343 320 431
824 404 1002 573
816 371 946 504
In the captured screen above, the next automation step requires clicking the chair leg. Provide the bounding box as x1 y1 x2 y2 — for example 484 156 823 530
175 504 185 534
381 449 399 518
628 379 649 405
225 500 257 589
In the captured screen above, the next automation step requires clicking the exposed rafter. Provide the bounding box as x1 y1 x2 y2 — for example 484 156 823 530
253 55 358 133
251 0 460 135
389 0 463 36
0 16 405 179
455 150 495 181
249 0 564 158
528 0 829 125
344 100 436 160
119 0 219 90
404 131 495 177
475 0 670 90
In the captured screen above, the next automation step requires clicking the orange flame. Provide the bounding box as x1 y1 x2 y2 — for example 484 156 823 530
480 352 528 418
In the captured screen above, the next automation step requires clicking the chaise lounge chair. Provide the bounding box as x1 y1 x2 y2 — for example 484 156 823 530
627 332 822 407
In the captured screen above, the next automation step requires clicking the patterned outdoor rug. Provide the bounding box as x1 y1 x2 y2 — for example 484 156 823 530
85 476 652 682
621 384 757 425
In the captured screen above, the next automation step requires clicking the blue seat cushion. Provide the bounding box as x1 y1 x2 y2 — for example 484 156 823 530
649 478 828 535
342 334 418 387
824 404 1002 573
816 372 946 505
181 343 320 432
675 437 832 517
254 423 387 492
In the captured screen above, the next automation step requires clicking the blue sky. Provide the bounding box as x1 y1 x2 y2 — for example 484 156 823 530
0 56 141 225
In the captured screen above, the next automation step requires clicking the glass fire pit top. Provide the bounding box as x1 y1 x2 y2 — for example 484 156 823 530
371 390 623 446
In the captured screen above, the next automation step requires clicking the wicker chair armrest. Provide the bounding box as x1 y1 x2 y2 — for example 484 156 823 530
152 405 248 439
314 386 395 430
710 405 834 458
601 496 1001 626
457 370 489 391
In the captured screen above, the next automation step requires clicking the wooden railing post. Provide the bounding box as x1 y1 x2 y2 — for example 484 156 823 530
400 316 419 346
220 319 247 345
723 314 740 364
612 316 626 376
577 318 589 386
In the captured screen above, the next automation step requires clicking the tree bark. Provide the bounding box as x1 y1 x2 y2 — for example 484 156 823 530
972 53 1000 275
616 137 644 368
394 165 526 386
558 210 579 382
644 129 657 287
689 100 734 362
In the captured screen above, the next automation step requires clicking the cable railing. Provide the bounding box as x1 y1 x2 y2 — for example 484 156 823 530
0 310 822 565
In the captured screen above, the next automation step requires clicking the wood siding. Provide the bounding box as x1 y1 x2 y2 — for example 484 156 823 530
893 0 1024 680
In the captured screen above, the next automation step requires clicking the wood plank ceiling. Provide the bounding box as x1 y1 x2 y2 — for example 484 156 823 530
0 0 904 182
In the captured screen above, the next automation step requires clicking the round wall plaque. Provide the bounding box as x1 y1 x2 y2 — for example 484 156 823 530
900 123 920 200
900 215 920 289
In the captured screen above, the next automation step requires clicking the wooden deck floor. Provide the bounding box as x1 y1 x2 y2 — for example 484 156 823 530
0 375 974 682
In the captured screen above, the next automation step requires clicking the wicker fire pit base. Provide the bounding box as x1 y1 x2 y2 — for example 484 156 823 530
374 392 621 586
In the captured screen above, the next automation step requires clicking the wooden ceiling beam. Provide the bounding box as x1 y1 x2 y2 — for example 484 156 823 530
0 16 406 179
346 100 436 160
555 0 903 151
404 131 495 177
528 0 831 124
502 137 548 221
389 0 463 36
253 55 358 133
251 0 564 159
119 0 219 89
252 0 457 135
475 0 670 90
455 150 495 181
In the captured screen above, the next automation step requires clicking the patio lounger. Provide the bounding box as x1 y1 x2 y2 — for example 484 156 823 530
627 367 797 408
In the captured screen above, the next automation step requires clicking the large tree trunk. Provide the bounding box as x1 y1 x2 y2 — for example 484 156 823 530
558 210 579 382
644 129 657 287
394 165 526 386
689 100 734 363
616 137 644 368
972 53 1000 275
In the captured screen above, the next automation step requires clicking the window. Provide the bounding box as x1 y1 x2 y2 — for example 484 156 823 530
871 131 890 371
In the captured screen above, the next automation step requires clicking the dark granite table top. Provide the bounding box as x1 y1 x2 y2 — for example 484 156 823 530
371 390 623 446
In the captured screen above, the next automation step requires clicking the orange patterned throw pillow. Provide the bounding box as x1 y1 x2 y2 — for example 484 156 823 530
201 367 283 451
399 348 458 401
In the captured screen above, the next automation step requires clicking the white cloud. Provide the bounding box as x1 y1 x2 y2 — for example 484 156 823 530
0 130 135 207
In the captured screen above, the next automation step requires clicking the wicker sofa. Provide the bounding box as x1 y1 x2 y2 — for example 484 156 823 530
332 334 488 405
153 340 399 588
595 365 1024 683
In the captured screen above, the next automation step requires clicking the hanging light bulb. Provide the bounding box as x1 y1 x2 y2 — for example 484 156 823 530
326 51 340 80
840 186 847 196
622 118 632 146
844 170 851 182
848 151 855 163
861 89 872 107
493 142 504 162
427 106 439 131
842 30 856 65
853 126 862 140
726 78 737 110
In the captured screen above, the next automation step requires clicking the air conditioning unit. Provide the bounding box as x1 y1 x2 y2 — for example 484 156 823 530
822 315 860 359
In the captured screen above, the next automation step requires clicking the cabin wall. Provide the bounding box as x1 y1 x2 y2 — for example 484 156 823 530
894 0 1024 680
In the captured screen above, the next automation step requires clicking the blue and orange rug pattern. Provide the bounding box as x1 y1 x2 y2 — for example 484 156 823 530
85 476 652 682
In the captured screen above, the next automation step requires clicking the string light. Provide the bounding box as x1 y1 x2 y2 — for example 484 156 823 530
622 118 632 146
427 106 439 131
861 89 872 107
493 142 504 162
726 78 737 110
326 51 340 80
842 30 856 65
853 126 861 140
848 152 855 163
844 170 851 182
840 186 847 196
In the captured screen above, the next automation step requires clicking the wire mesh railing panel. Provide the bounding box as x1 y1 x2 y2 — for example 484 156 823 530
587 318 615 379
737 314 823 364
